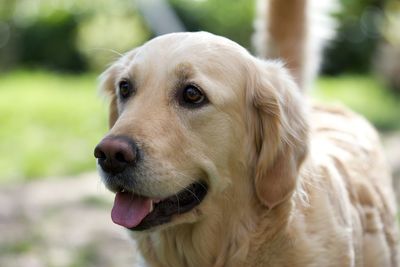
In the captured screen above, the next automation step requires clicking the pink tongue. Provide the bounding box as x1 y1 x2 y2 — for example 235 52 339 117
111 192 152 228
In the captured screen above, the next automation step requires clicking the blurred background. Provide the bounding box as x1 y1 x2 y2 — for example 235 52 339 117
0 0 399 266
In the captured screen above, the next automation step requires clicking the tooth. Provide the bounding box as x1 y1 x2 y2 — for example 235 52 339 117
149 201 154 213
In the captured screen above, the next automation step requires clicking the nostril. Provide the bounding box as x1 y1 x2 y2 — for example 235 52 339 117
94 146 106 160
114 146 136 163
115 151 127 163
94 136 138 175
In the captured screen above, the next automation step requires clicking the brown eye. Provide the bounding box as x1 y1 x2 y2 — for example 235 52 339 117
118 80 133 99
182 85 206 106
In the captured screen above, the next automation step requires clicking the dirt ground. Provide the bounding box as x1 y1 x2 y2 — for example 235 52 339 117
1 132 400 267
0 173 141 267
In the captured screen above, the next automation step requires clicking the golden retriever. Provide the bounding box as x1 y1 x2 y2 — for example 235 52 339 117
94 31 398 266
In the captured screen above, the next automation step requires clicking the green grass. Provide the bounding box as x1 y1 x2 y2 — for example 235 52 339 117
0 70 108 183
0 71 399 183
314 75 400 131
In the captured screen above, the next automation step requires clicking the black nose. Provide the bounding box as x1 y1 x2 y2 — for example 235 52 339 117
94 136 138 174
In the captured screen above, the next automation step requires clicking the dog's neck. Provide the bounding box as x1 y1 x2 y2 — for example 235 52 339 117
134 176 295 267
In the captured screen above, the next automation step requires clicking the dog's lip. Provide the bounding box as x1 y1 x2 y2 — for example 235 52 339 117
113 181 208 231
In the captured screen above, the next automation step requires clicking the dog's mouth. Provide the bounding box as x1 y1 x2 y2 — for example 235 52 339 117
111 181 208 231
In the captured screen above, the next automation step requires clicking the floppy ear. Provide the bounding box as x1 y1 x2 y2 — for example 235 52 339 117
99 64 119 129
99 49 139 128
246 59 309 209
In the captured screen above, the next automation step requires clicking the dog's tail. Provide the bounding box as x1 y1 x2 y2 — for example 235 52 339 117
253 0 337 91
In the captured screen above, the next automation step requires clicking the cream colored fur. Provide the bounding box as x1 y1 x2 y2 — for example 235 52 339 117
253 0 337 91
98 31 399 267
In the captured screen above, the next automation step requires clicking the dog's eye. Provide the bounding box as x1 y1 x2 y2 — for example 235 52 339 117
181 85 207 107
118 80 133 99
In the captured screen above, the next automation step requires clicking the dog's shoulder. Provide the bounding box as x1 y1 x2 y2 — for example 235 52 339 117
299 103 398 264
308 102 394 211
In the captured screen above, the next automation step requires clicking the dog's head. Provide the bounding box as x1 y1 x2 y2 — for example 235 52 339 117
94 32 308 231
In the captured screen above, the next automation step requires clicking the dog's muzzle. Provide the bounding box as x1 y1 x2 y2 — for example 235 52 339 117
94 135 138 175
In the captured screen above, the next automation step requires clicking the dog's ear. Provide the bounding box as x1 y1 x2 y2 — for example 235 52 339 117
99 64 120 129
246 60 308 209
99 49 138 128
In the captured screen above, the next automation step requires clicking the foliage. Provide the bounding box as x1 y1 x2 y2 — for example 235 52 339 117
0 0 150 72
381 0 400 45
321 0 384 74
0 70 107 182
0 0 395 75
18 11 87 72
314 75 400 130
168 0 255 50
374 0 400 92
77 8 150 71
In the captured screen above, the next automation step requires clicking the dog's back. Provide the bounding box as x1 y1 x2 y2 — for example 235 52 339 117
308 104 399 266
254 0 399 265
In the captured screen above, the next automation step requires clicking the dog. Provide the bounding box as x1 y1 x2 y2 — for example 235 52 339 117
94 1 399 266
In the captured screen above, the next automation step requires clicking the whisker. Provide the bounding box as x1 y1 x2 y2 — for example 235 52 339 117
89 47 124 57
183 187 201 203
166 174 202 203
175 193 181 214
198 182 208 192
